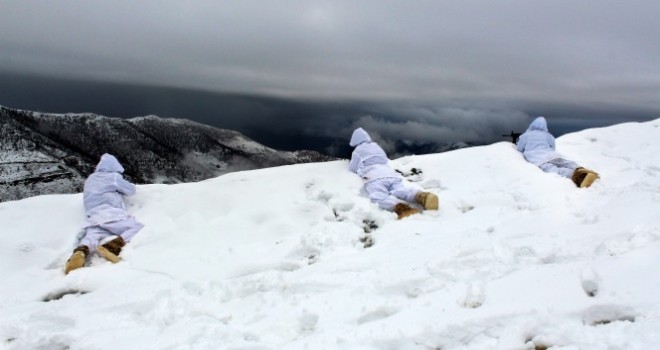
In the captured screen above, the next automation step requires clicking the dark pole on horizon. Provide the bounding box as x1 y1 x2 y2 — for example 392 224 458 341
502 131 522 144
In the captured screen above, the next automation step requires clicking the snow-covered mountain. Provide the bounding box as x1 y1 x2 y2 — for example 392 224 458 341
0 106 334 202
1 118 659 349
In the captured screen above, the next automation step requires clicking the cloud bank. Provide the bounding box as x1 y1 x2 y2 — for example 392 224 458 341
2 1 659 156
2 1 660 113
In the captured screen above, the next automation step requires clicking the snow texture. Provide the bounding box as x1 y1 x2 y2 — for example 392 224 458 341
1 119 659 349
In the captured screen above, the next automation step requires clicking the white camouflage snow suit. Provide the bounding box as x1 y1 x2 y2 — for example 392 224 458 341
516 116 580 178
348 128 420 211
79 154 143 251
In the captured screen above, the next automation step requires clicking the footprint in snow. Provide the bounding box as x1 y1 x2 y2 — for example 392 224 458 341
359 218 380 248
314 190 334 204
421 178 445 190
304 180 332 203
580 267 601 297
298 313 319 333
286 243 320 266
42 289 89 302
460 282 486 308
362 219 379 233
454 201 475 214
275 260 304 272
582 305 636 326
356 307 400 325
331 201 355 222
17 242 35 253
307 252 320 265
359 235 374 248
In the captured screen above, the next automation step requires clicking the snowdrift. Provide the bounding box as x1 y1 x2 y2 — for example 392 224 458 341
1 119 659 349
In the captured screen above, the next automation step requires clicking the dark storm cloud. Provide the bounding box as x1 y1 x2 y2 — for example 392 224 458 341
3 1 660 108
1 1 659 156
1 72 533 156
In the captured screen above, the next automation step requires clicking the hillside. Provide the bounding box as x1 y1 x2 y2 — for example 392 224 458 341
0 119 659 349
0 106 334 202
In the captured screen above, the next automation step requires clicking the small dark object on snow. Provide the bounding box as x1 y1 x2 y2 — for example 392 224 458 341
395 168 423 176
502 131 522 144
42 289 89 302
360 235 374 248
362 219 378 233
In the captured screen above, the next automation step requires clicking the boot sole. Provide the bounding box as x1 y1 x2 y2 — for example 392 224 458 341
423 194 439 210
64 252 86 274
97 246 121 263
580 173 598 188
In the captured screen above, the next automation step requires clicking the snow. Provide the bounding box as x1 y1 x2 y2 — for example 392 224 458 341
1 119 659 350
223 136 275 154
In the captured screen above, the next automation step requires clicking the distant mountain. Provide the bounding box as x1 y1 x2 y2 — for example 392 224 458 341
393 139 475 157
0 106 335 202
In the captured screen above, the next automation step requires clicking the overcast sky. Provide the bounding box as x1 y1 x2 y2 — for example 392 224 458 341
1 1 659 155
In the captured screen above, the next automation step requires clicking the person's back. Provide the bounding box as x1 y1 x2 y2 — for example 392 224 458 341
349 128 397 181
83 154 136 225
84 172 127 210
347 127 438 219
516 116 562 165
65 153 142 274
516 116 599 188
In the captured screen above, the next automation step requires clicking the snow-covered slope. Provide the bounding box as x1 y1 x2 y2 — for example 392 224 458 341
1 119 659 349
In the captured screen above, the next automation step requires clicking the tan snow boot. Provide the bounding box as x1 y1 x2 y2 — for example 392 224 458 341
97 246 121 263
415 192 439 210
572 167 600 188
580 172 598 188
97 236 125 263
102 236 125 255
64 245 89 274
393 203 421 220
